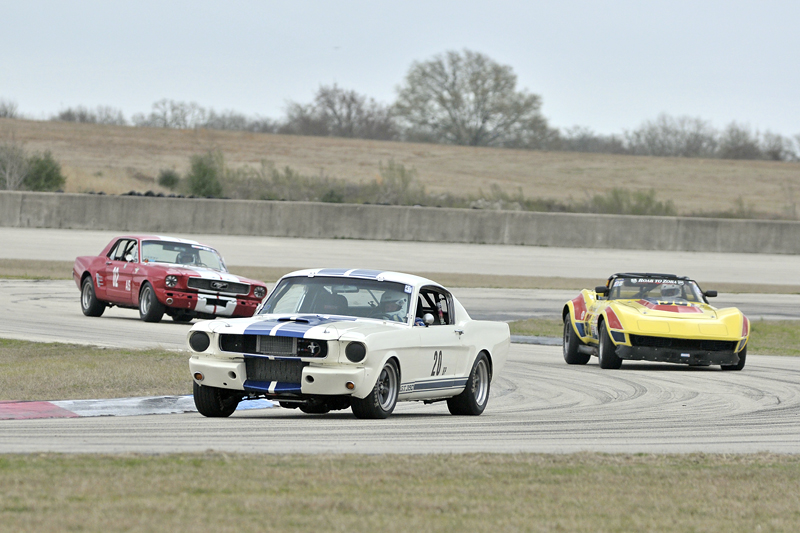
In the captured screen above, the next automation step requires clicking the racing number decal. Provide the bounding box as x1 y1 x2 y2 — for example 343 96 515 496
112 266 120 288
431 350 446 376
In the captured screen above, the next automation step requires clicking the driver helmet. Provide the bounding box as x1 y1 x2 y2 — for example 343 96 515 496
660 284 681 298
380 290 406 313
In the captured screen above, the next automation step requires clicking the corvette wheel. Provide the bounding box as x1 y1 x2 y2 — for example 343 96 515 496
563 318 590 365
351 359 399 419
138 282 165 322
193 381 240 417
80 276 105 317
721 346 747 371
447 352 491 416
598 325 623 369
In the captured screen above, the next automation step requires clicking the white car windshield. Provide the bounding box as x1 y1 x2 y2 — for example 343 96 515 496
260 276 412 323
607 276 705 303
140 240 227 271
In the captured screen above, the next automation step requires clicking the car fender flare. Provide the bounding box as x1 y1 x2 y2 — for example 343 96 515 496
354 353 402 400
597 314 618 346
564 300 587 342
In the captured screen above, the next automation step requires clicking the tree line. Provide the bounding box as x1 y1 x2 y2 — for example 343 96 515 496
2 49 798 161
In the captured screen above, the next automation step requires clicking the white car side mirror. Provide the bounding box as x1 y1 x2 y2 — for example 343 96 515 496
423 313 435 326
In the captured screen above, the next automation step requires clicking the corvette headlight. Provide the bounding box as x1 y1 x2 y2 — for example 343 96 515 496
345 342 366 363
165 275 178 288
254 286 266 299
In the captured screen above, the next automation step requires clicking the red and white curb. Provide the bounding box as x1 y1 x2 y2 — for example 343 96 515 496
0 395 273 420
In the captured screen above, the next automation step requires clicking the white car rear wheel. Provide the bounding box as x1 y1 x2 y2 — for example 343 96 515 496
447 353 491 415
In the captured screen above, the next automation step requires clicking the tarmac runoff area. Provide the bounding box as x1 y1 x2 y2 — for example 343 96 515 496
4 227 800 286
0 396 273 421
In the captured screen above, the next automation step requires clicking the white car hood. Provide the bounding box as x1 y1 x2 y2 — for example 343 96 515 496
206 314 404 341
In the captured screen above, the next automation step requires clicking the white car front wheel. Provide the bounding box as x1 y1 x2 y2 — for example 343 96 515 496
351 360 399 419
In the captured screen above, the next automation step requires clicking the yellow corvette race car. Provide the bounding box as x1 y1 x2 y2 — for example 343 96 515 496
562 273 749 370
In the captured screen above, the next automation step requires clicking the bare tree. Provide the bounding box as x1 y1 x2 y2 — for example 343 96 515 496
625 114 717 158
281 85 396 140
0 99 18 119
54 105 126 125
132 99 207 129
761 131 796 161
557 126 627 154
719 122 763 160
393 50 553 147
0 138 29 190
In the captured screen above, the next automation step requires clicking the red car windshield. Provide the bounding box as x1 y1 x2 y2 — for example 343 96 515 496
140 240 227 272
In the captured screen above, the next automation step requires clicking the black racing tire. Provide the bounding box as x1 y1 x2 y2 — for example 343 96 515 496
721 346 747 371
563 317 590 365
80 276 105 317
171 313 194 323
193 381 240 417
138 282 164 323
447 352 491 416
598 324 623 369
351 359 399 419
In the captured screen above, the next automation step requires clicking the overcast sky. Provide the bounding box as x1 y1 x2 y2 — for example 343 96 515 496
2 0 798 136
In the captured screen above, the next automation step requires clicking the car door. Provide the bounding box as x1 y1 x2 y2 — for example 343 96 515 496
102 238 136 304
408 286 471 399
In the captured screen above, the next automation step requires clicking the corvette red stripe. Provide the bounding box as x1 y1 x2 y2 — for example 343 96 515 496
637 299 703 313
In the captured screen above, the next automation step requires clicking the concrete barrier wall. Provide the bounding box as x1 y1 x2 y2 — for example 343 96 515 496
2 191 798 254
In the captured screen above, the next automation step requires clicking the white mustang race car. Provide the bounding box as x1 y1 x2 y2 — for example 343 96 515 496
188 269 510 419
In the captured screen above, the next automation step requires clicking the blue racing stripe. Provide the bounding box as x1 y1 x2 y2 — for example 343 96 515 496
399 377 468 394
347 269 383 279
316 268 350 276
244 380 302 394
243 315 357 337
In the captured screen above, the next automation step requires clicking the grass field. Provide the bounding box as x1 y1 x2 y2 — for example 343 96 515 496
3 117 800 217
1 453 798 532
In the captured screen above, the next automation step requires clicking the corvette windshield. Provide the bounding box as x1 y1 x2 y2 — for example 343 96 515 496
140 240 227 271
260 276 412 323
607 277 705 303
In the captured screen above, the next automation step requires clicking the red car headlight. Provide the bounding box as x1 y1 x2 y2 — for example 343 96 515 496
254 286 266 299
165 275 178 288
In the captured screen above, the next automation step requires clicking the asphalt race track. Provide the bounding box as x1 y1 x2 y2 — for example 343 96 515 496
1 280 798 350
1 228 799 454
2 346 799 454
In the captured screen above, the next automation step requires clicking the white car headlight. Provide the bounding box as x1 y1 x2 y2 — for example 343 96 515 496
345 342 367 363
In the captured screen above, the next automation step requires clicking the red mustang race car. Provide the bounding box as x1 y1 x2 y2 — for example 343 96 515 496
73 235 268 323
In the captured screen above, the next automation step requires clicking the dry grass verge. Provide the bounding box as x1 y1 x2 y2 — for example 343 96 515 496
4 117 800 217
0 338 189 401
0 453 798 532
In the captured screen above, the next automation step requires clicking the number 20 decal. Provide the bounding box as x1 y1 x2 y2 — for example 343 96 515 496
431 350 445 376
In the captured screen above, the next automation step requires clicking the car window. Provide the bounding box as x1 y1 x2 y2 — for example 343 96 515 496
107 239 136 262
417 286 453 325
106 239 125 260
